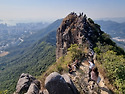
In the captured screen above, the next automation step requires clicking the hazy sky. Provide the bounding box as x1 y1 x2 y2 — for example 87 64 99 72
0 0 125 22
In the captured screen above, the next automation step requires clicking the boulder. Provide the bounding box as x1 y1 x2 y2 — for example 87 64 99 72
45 72 73 94
15 73 40 94
16 73 32 93
62 74 78 94
26 80 40 94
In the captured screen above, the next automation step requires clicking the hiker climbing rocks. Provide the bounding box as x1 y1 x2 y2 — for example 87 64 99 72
67 60 78 74
88 59 95 82
67 64 73 74
90 66 99 89
73 59 80 69
72 63 76 72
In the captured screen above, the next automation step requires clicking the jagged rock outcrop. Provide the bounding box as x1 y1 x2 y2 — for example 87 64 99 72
15 73 40 94
45 72 78 94
15 72 78 94
56 12 102 59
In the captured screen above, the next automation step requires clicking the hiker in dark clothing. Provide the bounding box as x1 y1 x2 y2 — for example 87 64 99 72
73 60 80 69
67 64 73 74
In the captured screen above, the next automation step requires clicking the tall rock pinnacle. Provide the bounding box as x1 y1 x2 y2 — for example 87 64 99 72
56 12 102 60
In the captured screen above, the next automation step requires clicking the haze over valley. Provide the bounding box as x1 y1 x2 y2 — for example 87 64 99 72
0 22 48 56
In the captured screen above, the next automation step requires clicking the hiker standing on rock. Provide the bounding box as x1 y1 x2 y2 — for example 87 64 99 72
88 59 95 82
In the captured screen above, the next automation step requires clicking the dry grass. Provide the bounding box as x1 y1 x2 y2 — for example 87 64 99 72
38 51 73 88
38 44 89 90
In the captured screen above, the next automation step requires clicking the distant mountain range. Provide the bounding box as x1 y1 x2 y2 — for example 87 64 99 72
96 17 125 23
95 20 125 50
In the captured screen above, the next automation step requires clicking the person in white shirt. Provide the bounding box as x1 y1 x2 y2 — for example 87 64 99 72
88 59 95 82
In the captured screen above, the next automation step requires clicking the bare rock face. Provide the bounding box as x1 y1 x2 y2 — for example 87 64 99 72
26 83 39 94
56 12 86 59
26 80 41 94
62 74 79 94
15 73 35 93
56 12 101 60
45 72 78 94
15 73 40 94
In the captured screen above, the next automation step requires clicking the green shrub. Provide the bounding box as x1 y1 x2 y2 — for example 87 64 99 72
88 18 94 24
94 43 125 93
0 90 8 94
68 44 84 61
95 23 101 29
94 47 101 54
57 65 63 73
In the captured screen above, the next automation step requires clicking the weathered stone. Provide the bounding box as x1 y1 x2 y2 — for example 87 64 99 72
56 12 100 60
16 73 32 93
56 13 87 60
15 73 40 94
26 81 40 94
45 72 73 94
62 74 79 94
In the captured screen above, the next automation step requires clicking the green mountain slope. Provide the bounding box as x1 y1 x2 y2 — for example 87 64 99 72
5 19 62 55
0 31 57 93
0 19 62 66
0 20 60 93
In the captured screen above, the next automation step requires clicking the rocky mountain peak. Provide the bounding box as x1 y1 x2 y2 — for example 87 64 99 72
56 12 101 60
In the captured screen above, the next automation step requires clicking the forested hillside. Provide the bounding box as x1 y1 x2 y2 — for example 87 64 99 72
0 20 61 93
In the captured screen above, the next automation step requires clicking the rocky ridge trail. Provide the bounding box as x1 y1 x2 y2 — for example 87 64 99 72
14 60 113 94
67 60 113 94
55 12 114 94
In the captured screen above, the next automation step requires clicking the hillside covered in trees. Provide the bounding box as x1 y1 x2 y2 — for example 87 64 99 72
0 20 61 93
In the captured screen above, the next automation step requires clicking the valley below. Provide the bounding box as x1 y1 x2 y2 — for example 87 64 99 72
0 22 48 53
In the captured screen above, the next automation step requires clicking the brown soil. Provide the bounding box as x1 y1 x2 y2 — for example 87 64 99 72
0 52 9 57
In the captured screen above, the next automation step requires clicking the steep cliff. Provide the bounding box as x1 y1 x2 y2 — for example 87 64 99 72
56 12 102 59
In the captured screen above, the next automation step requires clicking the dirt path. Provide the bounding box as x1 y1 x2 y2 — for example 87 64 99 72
67 60 113 94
